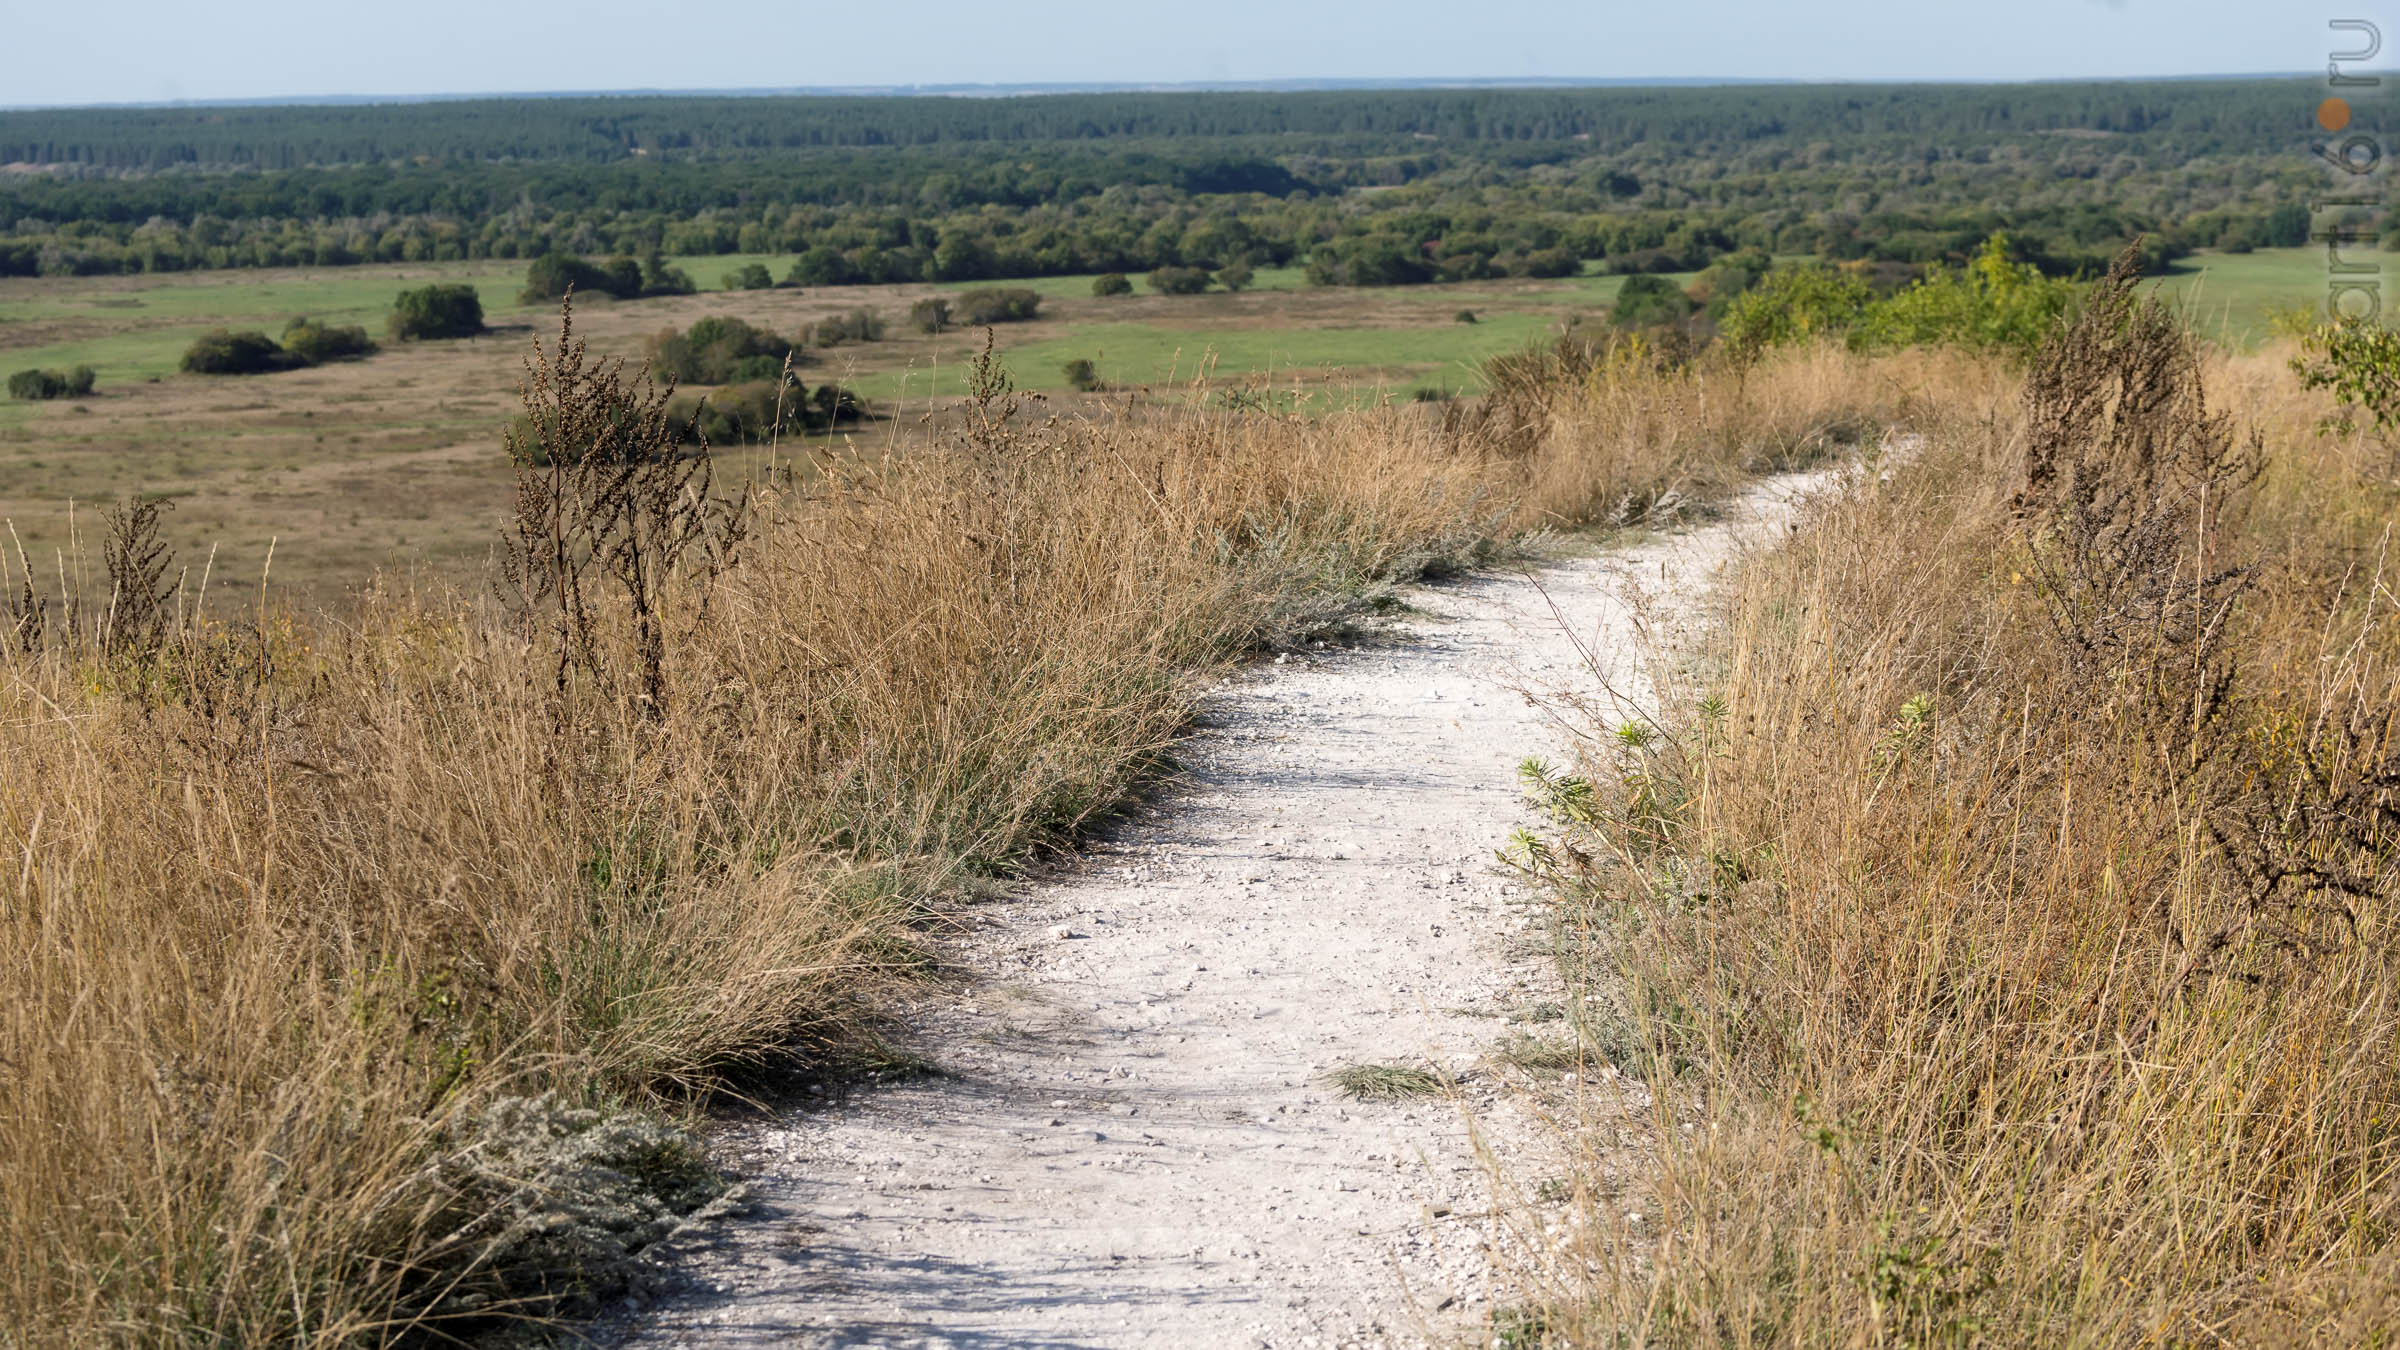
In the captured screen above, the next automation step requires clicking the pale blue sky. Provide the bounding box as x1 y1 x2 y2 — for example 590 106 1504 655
0 0 2382 107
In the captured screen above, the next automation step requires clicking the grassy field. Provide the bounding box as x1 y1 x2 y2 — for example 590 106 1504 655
0 260 536 379
2151 245 2332 345
0 246 2334 601
842 310 1558 404
0 263 1651 599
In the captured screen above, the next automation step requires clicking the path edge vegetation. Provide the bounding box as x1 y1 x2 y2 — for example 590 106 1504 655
1501 246 2400 1343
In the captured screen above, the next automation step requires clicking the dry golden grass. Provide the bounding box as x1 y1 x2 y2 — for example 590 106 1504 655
1509 310 2400 1343
0 334 1929 1346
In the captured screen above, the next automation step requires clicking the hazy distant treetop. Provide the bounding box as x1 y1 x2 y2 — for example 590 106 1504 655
0 79 2323 172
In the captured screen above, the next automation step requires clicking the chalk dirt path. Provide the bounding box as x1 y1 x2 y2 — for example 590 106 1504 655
611 475 1822 1349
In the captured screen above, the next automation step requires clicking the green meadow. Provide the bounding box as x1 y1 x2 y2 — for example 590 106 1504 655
0 247 2341 403
2150 246 2340 346
845 312 1558 403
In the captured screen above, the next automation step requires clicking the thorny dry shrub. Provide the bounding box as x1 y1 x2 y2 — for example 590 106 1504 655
501 303 749 714
1508 252 2400 1343
0 319 1935 1345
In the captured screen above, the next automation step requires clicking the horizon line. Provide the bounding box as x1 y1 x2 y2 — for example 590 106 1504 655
0 69 2336 115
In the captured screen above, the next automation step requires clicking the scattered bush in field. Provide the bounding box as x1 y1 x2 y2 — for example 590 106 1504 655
956 287 1042 325
644 315 799 385
1512 247 1582 279
1305 237 1434 286
665 380 808 445
812 307 886 346
1061 358 1102 392
1853 234 2075 354
1611 273 1695 329
7 366 95 399
1719 236 2076 357
520 252 690 304
1215 260 1255 292
660 366 864 445
1686 248 1772 315
639 254 695 297
721 262 774 291
1092 271 1132 297
280 316 376 364
2264 302 2321 341
784 246 854 287
1146 265 1213 295
810 382 862 426
522 252 633 304
2291 314 2400 433
180 328 299 375
1718 263 1876 352
909 296 952 333
389 283 484 340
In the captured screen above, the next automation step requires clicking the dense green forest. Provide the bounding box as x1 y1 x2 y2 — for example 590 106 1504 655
0 82 2328 167
0 81 2356 285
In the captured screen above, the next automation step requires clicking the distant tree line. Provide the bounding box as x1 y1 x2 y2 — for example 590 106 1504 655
0 177 2333 292
0 81 2361 290
0 82 2328 170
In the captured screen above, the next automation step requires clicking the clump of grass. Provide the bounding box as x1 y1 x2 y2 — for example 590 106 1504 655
1327 1063 1447 1103
1492 1034 1582 1075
